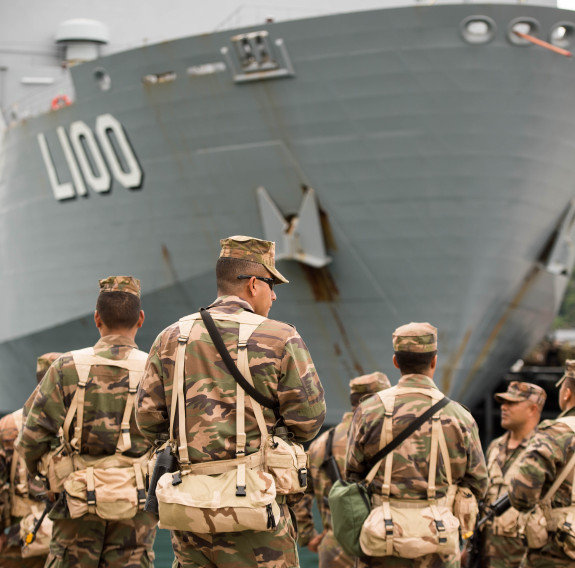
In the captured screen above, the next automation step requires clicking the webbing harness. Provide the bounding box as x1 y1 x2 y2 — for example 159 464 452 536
370 385 453 556
60 347 148 514
171 310 270 496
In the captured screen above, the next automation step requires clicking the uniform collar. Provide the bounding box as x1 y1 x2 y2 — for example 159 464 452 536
208 295 256 314
559 405 575 418
397 374 437 389
95 334 138 349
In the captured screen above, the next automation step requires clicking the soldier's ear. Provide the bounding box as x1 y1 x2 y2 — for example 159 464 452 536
137 310 145 329
430 354 438 370
94 310 103 329
393 354 400 369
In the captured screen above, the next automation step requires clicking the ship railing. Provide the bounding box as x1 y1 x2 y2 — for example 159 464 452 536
2 74 75 126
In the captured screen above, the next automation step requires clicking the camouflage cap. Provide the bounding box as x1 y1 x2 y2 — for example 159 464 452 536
219 235 288 284
36 352 62 383
349 371 392 395
98 276 141 297
556 359 575 388
494 381 546 409
393 322 438 353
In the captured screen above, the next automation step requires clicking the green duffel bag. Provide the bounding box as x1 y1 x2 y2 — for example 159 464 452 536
328 480 371 558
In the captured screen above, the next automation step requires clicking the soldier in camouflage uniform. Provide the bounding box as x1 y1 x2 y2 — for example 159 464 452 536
135 235 326 568
479 381 545 568
346 322 488 568
17 276 157 568
0 353 60 568
295 371 391 568
509 360 575 567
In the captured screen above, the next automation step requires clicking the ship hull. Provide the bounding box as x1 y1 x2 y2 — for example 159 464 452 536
2 4 575 419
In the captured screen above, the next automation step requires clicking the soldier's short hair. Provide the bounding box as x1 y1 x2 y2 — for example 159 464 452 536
394 351 437 375
96 291 141 329
216 257 270 294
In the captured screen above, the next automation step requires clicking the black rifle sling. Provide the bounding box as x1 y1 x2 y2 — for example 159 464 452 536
200 308 280 414
368 396 450 469
324 427 336 462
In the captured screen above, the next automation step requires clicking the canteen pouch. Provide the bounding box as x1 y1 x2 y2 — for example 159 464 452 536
19 502 53 558
454 487 478 535
63 454 148 520
551 508 575 559
264 433 308 495
39 448 74 494
360 501 460 558
520 505 548 549
328 480 371 558
156 467 280 533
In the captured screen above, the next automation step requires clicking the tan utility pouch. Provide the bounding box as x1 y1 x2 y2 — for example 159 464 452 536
156 466 280 533
263 432 308 495
9 409 35 519
38 446 74 494
359 387 460 558
519 505 548 549
454 486 479 534
20 501 53 558
63 452 149 520
156 313 284 533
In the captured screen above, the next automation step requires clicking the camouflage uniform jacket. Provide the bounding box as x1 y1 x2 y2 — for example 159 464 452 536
18 335 152 504
509 406 575 513
136 296 326 464
0 410 46 547
485 431 532 506
346 374 488 501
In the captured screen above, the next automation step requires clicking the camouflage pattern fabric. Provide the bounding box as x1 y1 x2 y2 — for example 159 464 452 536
0 411 48 567
136 295 325 566
294 413 354 566
509 406 575 566
481 432 531 568
346 374 488 565
45 511 156 568
170 503 297 567
136 296 325 454
98 275 141 297
392 323 437 353
219 236 288 284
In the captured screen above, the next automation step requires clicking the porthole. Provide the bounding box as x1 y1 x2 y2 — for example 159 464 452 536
460 16 497 45
94 68 111 91
550 21 575 48
508 18 540 45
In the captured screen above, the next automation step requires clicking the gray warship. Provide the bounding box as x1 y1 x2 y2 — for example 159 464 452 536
1 0 575 421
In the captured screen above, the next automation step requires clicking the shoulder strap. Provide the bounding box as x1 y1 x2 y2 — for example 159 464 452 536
324 427 336 462
369 396 450 468
200 308 279 413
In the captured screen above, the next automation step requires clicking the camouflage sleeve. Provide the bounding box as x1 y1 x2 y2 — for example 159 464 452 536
17 363 66 475
345 404 371 483
21 383 42 422
278 331 326 443
135 332 170 444
0 416 12 532
509 423 569 512
459 411 489 500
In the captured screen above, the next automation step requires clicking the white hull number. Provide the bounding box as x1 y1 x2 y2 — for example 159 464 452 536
38 114 143 200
